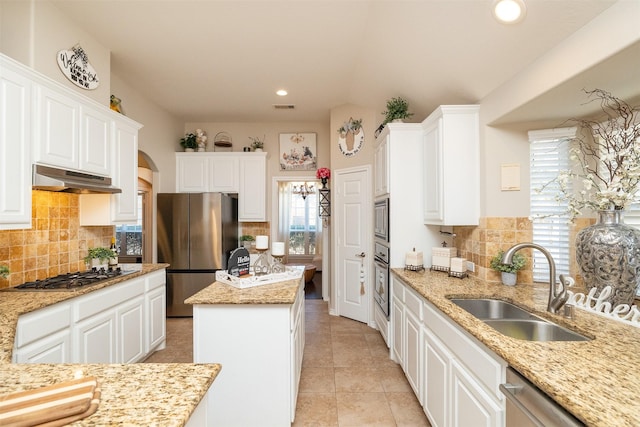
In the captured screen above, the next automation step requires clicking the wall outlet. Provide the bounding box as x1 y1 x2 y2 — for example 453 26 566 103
466 261 475 272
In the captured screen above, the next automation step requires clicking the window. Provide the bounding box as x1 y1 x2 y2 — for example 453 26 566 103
115 176 152 263
288 184 318 256
529 128 575 282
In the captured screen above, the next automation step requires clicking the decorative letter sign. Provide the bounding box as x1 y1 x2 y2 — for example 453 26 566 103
57 44 100 90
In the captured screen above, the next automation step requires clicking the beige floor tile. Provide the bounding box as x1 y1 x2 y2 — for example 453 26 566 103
332 347 374 368
299 367 336 393
386 391 432 426
336 392 396 427
303 346 334 368
379 366 413 393
334 366 384 393
293 392 338 427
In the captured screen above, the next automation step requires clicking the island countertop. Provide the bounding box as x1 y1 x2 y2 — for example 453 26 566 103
0 263 222 426
392 268 640 427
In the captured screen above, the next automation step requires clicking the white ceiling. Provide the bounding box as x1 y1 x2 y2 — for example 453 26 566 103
50 0 635 124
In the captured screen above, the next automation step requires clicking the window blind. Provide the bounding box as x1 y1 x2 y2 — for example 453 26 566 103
528 128 575 283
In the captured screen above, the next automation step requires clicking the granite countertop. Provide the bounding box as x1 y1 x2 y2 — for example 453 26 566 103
186 269 303 305
0 263 222 426
392 268 640 427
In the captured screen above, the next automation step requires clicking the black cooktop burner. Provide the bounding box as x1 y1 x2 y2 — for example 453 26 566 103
8 267 132 291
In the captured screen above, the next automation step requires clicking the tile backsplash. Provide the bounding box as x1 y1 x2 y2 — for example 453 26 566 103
0 191 113 288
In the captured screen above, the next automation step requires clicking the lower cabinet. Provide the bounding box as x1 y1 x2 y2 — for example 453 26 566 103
13 269 166 364
392 273 506 427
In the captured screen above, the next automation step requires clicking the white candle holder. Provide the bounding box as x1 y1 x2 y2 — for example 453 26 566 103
252 249 271 276
270 254 286 273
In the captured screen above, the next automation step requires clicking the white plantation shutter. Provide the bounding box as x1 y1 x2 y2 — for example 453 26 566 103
528 128 575 283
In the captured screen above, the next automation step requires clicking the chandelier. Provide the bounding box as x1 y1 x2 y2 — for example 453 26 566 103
292 182 315 199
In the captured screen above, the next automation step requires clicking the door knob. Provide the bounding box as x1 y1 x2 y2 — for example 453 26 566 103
356 252 366 258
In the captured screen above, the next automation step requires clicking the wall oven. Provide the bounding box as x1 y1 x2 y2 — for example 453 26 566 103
374 241 390 318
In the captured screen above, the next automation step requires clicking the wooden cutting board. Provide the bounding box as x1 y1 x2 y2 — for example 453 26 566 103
0 376 101 427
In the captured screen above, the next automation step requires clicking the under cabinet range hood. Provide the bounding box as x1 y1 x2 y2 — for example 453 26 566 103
32 164 122 194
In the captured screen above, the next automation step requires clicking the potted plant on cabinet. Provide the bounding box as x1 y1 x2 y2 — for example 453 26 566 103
490 250 526 286
249 136 265 152
180 132 198 152
240 235 255 250
382 97 414 125
84 247 116 270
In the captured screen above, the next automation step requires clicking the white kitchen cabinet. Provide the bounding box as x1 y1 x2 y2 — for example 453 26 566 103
374 134 389 197
405 304 422 400
80 105 111 176
176 154 209 192
391 283 404 364
13 269 166 365
422 105 480 226
117 295 145 363
111 118 141 222
209 155 239 192
238 153 267 221
0 56 32 229
451 359 502 427
75 309 117 363
192 274 304 426
423 328 450 427
175 152 267 222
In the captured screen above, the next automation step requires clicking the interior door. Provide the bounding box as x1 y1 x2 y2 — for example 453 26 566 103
334 166 371 323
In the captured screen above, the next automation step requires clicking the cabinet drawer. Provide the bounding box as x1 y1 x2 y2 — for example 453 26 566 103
16 303 71 348
145 269 166 292
76 277 145 321
423 300 505 397
404 285 423 320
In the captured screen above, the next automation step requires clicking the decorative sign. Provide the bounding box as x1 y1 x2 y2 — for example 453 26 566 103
337 117 364 157
279 133 317 170
568 286 640 328
227 247 251 277
57 44 100 90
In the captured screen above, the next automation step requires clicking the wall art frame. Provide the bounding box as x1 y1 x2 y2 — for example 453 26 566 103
279 133 317 171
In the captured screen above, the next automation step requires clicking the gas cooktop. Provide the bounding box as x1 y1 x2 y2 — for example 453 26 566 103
4 267 134 292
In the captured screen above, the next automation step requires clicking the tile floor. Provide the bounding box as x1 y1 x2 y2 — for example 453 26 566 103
145 298 430 426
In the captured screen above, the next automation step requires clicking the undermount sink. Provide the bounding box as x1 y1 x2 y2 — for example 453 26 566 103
449 298 590 342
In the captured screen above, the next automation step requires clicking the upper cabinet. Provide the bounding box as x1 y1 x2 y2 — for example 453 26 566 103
0 56 32 230
176 152 267 222
111 118 142 222
34 84 112 176
423 105 480 226
374 134 389 197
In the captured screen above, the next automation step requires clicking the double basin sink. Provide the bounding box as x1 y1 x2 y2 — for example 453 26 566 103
449 298 590 342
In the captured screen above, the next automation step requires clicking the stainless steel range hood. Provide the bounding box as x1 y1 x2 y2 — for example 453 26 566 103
33 164 122 194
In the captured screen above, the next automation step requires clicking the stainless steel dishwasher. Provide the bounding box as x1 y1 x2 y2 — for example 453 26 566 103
500 367 584 427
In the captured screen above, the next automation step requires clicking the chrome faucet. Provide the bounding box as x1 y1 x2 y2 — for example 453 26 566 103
501 242 569 314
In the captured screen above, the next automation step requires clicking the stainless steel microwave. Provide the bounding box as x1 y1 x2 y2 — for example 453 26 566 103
374 198 389 242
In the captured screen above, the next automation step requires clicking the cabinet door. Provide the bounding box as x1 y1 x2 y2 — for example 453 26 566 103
147 286 166 352
239 154 266 221
423 328 449 427
391 297 404 364
111 120 139 222
0 62 32 229
423 119 442 223
209 155 239 192
405 308 422 402
75 310 117 363
13 330 71 364
176 154 209 192
374 135 389 196
451 359 503 427
35 85 79 170
80 105 111 176
118 295 145 363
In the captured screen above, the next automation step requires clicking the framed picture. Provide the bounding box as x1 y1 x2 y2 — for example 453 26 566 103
279 133 317 171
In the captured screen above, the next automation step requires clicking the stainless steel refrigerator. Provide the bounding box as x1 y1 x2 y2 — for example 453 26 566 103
157 193 238 317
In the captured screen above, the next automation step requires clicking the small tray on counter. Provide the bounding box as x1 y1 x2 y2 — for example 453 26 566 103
0 376 101 427
216 268 303 289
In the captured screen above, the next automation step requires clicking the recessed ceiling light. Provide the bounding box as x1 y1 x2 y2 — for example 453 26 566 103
493 0 526 24
276 89 288 96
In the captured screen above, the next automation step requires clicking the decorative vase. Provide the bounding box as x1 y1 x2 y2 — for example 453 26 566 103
501 272 517 286
575 210 640 307
321 177 328 189
185 148 195 152
254 148 263 152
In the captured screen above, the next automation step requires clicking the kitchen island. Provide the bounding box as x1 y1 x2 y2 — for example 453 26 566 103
186 270 305 427
0 264 221 426
392 268 640 427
